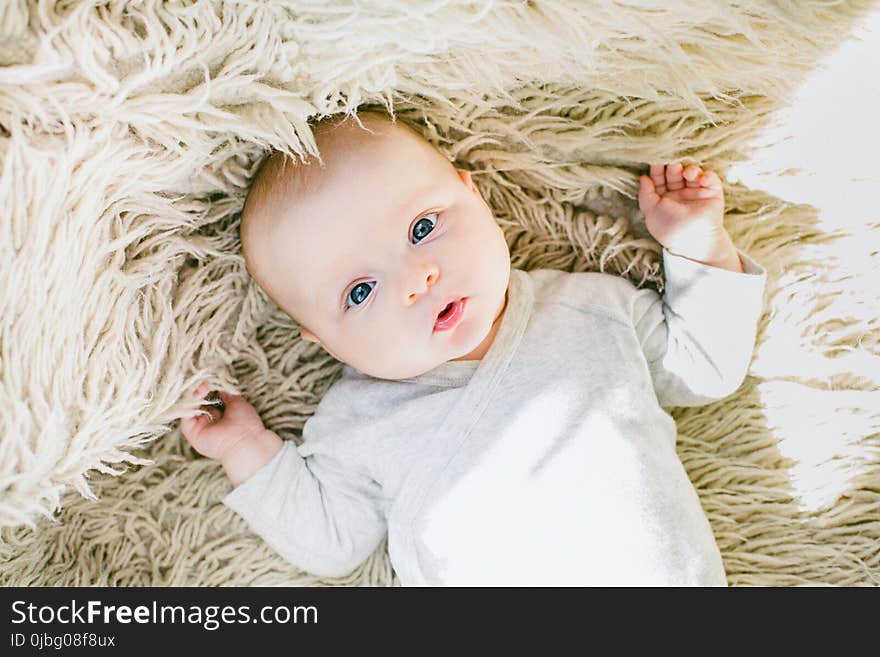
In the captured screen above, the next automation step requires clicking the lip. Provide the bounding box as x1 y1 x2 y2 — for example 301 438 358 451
433 297 467 332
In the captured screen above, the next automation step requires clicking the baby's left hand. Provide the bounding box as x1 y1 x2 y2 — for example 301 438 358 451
639 163 740 271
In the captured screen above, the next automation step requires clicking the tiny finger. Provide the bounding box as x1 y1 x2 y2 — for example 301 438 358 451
638 175 661 213
665 163 684 191
649 164 667 194
179 412 206 435
700 170 722 190
683 165 702 186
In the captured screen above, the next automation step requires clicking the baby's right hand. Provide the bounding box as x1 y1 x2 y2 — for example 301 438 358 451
179 383 267 462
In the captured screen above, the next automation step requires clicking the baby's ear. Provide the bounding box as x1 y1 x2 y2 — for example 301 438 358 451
457 168 476 190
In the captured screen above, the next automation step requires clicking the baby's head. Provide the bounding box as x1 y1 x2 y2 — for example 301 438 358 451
240 112 511 380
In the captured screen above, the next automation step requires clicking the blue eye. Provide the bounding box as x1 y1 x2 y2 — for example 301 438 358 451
411 212 438 244
346 281 375 308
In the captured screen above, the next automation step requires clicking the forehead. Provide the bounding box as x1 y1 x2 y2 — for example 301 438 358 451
300 118 452 228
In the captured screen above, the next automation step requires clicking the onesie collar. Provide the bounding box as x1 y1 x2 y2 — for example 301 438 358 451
397 268 533 388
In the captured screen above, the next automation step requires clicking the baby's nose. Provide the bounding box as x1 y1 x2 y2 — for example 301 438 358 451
405 263 439 304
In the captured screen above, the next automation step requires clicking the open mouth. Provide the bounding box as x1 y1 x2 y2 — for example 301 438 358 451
434 298 466 332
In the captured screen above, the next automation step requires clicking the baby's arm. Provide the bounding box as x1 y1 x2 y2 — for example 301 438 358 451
179 385 386 577
632 163 766 406
631 249 766 406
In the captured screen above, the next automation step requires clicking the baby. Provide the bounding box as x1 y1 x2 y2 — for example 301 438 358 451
180 111 766 585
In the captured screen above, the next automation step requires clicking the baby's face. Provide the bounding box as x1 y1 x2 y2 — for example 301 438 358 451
268 118 511 380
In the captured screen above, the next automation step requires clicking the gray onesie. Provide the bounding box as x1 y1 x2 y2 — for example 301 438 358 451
225 249 766 585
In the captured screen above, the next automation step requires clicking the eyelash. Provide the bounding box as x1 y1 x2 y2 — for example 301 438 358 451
343 212 441 311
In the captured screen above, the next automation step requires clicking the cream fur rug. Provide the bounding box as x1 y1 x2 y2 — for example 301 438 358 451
1 0 878 586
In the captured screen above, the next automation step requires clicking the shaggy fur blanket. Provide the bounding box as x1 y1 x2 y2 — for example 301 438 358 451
1 0 878 586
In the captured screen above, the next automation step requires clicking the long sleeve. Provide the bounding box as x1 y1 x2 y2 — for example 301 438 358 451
632 248 767 407
223 440 387 578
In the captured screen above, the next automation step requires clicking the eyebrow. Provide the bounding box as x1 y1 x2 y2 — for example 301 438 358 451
321 188 436 317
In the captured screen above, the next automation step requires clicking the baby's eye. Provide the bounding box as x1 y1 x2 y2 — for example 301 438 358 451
346 280 375 308
411 212 439 244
